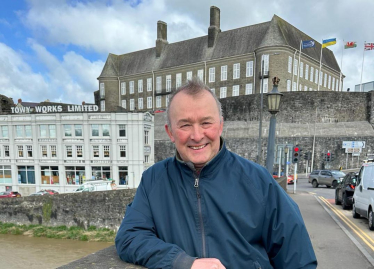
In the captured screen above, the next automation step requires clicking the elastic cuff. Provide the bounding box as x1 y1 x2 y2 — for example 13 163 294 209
172 252 197 269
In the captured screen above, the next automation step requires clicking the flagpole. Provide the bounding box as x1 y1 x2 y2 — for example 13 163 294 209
297 40 302 91
360 41 366 92
318 40 323 91
339 40 344 92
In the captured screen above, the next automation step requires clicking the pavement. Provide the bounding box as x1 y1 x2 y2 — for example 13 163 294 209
60 186 374 269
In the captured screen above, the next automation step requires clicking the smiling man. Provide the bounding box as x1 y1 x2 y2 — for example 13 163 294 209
115 78 317 269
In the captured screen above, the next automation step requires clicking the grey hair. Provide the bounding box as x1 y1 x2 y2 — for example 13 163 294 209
166 77 223 127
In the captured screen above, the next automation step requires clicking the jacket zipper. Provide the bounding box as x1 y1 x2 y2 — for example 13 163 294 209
194 177 206 257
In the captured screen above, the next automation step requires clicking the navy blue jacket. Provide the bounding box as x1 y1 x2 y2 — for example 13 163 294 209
115 142 317 269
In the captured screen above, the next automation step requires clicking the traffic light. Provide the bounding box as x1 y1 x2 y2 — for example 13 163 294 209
331 153 335 161
292 145 300 163
304 152 311 161
326 152 331 162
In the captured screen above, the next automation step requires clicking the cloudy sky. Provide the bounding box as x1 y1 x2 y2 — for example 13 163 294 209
1 0 373 104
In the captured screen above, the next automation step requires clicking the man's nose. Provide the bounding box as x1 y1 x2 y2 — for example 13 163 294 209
190 125 204 141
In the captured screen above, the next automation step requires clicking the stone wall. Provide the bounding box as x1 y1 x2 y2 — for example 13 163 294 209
0 189 137 230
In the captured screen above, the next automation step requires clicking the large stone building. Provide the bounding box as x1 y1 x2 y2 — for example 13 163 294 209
97 6 342 112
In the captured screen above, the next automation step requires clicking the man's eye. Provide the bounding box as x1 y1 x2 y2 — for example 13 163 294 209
180 124 191 128
202 122 212 126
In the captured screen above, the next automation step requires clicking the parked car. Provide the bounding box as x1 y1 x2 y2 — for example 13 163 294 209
73 180 112 193
0 191 22 198
30 191 51 196
352 162 374 230
272 175 294 184
40 189 59 195
308 170 346 188
335 172 357 209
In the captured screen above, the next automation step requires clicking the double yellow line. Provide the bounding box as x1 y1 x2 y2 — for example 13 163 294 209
319 196 374 251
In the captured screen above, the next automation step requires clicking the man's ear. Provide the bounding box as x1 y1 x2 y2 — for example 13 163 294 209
165 124 175 143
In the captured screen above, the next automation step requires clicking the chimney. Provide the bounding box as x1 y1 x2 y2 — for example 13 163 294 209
208 6 221 48
82 101 85 105
156 21 168 58
18 98 22 104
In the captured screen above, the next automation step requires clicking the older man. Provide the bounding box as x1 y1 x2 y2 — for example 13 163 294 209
115 79 317 269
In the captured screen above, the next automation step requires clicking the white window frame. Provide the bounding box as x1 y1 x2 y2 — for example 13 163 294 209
186 71 192 81
122 100 126 109
156 96 161 108
156 76 162 93
221 65 227 81
220 87 227 98
166 75 171 92
197 69 204 81
147 97 152 109
287 80 291 92
246 61 254 77
100 100 105 111
319 71 323 86
176 73 182 88
119 145 126 158
209 67 215 82
305 64 309 80
288 56 292 73
211 88 215 95
310 66 314 82
263 78 269 93
130 99 135 111
262 54 269 74
332 77 335 91
245 83 253 95
299 62 303 78
328 75 331 89
315 70 318 84
138 98 143 109
233 63 240 79
147 78 152 92
129 81 134 94
292 81 297 91
100 82 105 97
121 82 126 95
293 59 298 75
324 73 327 87
138 79 143 93
232 85 240 96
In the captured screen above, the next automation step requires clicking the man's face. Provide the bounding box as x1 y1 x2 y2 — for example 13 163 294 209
165 90 223 169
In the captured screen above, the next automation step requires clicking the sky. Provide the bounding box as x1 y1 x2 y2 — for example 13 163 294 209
0 0 373 104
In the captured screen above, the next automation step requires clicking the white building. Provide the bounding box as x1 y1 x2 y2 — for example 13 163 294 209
0 105 154 195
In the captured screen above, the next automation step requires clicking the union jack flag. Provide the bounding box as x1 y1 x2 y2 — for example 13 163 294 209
365 43 374 51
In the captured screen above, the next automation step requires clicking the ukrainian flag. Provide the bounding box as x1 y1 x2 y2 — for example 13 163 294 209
322 38 336 48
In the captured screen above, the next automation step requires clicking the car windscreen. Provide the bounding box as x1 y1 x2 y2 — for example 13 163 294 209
363 166 374 188
331 171 345 177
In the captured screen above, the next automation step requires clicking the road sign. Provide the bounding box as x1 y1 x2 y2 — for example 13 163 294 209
345 148 362 153
342 141 366 149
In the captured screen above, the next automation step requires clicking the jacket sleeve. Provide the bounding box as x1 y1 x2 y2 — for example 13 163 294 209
261 174 318 269
115 179 196 269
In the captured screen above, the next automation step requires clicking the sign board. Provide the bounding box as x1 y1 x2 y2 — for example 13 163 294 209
342 141 366 148
352 153 361 157
345 147 362 153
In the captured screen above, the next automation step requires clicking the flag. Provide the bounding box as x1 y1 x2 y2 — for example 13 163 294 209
302 40 315 49
344 41 357 49
322 38 336 48
365 43 374 51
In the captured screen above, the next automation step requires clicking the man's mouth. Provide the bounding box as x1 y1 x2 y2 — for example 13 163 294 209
189 144 207 150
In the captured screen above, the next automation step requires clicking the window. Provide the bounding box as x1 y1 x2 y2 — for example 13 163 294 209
299 84 302 92
40 125 48 138
138 79 143 92
328 75 331 89
41 145 48 157
220 87 227 98
232 85 240 96
300 62 303 78
176 73 182 88
304 85 308 91
324 73 327 87
211 88 215 95
103 145 110 158
65 166 85 185
197 69 204 81
49 125 56 138
100 83 105 98
91 124 99 136
263 78 268 93
147 78 152 92
336 80 339 91
147 97 152 109
119 125 126 137
129 81 134 94
101 100 105 111
75 125 82 137
293 59 298 75
246 61 254 77
119 166 128 185
221 65 227 81
121 82 126 95
156 76 162 93
144 130 149 145
120 145 126 158
138 98 144 109
166 95 170 106
93 145 99 158
293 81 297 91
122 100 126 109
166 75 171 92
287 80 291 91
41 166 59 185
15 125 32 138
64 125 72 137
18 166 35 184
245 83 253 95
262 54 269 73
66 146 72 158
102 124 110 136
319 71 323 86
130 99 135 110
305 64 309 80
4 145 9 157
18 145 23 158
310 66 314 82
92 166 111 180
145 155 149 163
156 96 161 108
233 63 240 79
209 67 215 82
51 145 57 158
315 70 318 84
332 77 335 91
27 145 32 157
1 126 8 138
76 145 83 158
288 56 292 73
186 71 192 81
0 165 11 184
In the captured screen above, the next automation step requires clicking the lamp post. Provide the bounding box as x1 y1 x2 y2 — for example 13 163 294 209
265 77 283 174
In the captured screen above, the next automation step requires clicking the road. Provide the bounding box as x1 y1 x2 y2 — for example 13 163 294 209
291 170 374 268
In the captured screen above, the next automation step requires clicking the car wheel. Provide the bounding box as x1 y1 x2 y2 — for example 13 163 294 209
335 191 341 205
332 180 338 189
352 203 360 219
342 193 349 209
312 180 318 188
369 209 374 231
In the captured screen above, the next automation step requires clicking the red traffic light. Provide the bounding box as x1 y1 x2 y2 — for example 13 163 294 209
294 147 299 152
327 152 331 156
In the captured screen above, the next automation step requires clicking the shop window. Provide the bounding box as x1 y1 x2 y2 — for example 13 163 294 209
18 166 35 184
65 166 85 185
0 165 12 184
41 166 59 185
119 166 128 185
92 166 111 180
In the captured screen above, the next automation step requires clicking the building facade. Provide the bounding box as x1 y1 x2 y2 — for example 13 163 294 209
97 6 342 113
355 81 374 92
0 105 154 195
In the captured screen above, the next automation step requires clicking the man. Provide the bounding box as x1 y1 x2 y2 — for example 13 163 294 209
115 78 317 269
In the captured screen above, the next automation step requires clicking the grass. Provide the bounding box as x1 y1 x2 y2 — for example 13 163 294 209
0 222 115 242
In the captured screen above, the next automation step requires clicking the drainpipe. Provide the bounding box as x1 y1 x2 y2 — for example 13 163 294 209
253 52 256 94
152 70 155 111
204 61 207 84
291 49 297 91
118 77 121 107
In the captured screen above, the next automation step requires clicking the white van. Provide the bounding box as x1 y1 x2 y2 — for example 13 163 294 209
74 180 112 193
352 162 374 230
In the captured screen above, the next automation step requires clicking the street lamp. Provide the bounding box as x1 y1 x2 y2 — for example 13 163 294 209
265 77 283 174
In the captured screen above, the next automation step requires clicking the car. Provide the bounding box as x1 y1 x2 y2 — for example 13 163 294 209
272 174 295 185
0 191 22 198
335 172 357 209
40 189 59 195
308 170 346 188
30 191 51 196
352 162 374 230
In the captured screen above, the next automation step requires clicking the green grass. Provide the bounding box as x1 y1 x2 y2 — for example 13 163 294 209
0 221 115 242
